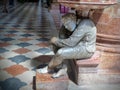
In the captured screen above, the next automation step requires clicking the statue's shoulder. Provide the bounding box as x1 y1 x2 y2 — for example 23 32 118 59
79 19 95 27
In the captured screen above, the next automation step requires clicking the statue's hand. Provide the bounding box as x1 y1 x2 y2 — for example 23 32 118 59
50 37 58 44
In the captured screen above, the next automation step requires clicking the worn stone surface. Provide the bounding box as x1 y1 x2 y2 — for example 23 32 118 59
77 51 100 67
94 4 120 73
36 72 69 90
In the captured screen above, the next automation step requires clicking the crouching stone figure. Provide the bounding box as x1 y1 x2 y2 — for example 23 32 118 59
38 9 97 84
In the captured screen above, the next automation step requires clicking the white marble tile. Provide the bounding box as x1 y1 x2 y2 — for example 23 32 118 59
16 71 35 84
27 40 40 45
8 40 23 45
0 70 13 81
0 52 19 59
0 59 16 69
19 59 41 70
19 84 33 90
5 45 21 51
25 45 40 51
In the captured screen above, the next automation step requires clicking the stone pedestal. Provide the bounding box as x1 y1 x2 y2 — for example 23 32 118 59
34 55 69 90
77 51 100 68
77 53 120 87
36 72 69 90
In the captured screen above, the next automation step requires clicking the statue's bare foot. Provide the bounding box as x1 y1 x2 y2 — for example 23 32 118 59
52 67 67 78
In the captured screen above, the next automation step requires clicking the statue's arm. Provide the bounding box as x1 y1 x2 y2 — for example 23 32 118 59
55 25 86 47
59 25 72 39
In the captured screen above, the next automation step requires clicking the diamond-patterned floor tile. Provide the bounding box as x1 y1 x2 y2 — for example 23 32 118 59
16 42 32 48
8 40 22 45
0 52 19 59
0 70 12 81
7 30 18 34
0 37 15 42
36 33 50 37
24 51 43 59
16 71 35 84
0 56 4 60
0 59 16 69
4 34 16 37
35 48 51 54
36 42 49 47
20 34 34 37
8 55 30 64
0 78 27 90
19 38 32 42
19 59 41 70
4 65 29 76
25 45 40 51
37 30 50 33
0 48 9 53
36 38 50 42
0 1 58 90
0 42 11 47
13 48 31 54
27 40 40 45
5 45 21 51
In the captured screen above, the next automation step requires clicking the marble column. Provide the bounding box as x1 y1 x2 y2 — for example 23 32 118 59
92 3 120 74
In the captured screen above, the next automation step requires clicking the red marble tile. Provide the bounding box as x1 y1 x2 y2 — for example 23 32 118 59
0 56 4 60
13 48 31 54
4 65 29 76
19 38 32 42
5 34 16 37
36 42 49 47
0 42 10 47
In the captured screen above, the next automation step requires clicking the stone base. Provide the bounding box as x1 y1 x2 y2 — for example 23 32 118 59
97 51 120 74
77 51 100 68
76 51 120 86
78 73 120 85
36 72 69 90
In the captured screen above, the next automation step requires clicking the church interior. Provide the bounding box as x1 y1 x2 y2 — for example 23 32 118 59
0 0 120 90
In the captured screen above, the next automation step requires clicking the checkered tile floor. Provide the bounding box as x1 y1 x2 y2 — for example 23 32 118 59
0 2 58 90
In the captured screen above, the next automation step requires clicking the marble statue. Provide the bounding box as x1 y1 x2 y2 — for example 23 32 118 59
38 9 97 84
